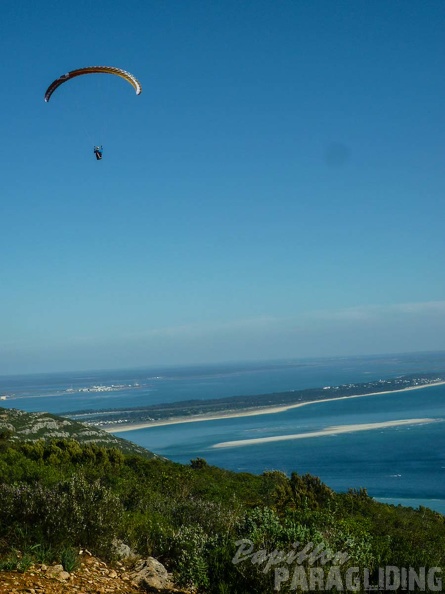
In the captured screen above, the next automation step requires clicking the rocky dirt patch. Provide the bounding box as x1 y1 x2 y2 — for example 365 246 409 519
0 551 191 594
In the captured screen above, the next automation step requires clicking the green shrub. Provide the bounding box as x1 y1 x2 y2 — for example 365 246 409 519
0 551 33 573
60 546 80 572
0 473 123 557
168 524 211 589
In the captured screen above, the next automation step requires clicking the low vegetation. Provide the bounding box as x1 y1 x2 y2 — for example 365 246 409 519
0 406 157 457
0 427 444 593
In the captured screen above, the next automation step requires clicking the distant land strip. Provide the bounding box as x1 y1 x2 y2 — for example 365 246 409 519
212 418 442 449
63 372 445 432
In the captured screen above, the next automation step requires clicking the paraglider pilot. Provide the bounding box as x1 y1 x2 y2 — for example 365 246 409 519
93 145 103 160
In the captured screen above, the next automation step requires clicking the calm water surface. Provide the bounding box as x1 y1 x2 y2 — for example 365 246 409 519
1 353 444 513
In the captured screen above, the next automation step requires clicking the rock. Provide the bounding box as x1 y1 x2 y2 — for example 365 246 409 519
130 557 176 592
47 564 64 576
111 539 133 560
57 571 71 581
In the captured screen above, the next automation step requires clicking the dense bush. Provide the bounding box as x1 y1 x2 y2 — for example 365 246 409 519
0 474 122 557
0 439 444 592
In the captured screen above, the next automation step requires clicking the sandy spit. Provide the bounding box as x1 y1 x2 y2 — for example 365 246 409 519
212 418 442 449
105 380 445 433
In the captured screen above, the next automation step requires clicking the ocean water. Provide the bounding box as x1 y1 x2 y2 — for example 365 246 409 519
1 353 445 514
116 384 445 514
2 351 445 414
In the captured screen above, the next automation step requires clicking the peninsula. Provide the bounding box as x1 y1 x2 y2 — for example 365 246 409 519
62 373 445 432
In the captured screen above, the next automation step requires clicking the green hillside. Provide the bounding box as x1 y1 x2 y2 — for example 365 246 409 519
0 406 157 458
0 408 444 593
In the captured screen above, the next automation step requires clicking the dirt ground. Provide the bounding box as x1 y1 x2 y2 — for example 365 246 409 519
0 553 141 594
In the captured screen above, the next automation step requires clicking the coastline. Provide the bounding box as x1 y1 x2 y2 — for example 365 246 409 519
211 418 441 448
107 380 445 433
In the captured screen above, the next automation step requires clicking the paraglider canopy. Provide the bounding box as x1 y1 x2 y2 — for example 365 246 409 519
44 66 142 102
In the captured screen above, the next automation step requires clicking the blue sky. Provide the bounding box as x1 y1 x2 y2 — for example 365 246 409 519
1 1 444 374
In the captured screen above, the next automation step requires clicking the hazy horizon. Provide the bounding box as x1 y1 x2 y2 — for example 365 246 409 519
2 346 445 378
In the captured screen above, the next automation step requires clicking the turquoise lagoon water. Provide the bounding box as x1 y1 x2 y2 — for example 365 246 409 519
116 384 445 514
1 353 445 513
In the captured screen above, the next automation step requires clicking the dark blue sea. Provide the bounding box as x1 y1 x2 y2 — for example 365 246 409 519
1 352 445 514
